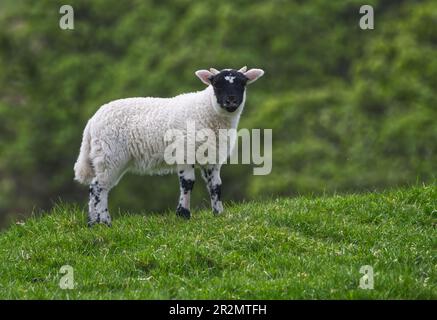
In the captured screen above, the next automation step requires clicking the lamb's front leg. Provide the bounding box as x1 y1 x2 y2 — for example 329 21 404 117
176 164 195 219
201 164 223 214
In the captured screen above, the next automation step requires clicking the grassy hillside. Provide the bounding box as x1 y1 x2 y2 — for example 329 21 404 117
1 1 436 227
0 185 435 299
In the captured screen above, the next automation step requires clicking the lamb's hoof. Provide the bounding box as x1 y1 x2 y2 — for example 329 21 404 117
176 206 191 219
87 220 97 228
87 218 112 227
101 219 112 227
213 202 224 215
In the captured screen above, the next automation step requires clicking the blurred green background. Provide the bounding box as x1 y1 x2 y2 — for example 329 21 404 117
0 0 436 228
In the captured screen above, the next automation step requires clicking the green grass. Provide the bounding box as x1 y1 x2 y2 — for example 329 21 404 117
0 185 435 299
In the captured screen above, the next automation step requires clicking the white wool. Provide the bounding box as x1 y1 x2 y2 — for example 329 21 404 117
73 85 245 189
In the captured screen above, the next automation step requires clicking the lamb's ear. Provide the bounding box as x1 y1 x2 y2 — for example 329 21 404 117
244 69 265 84
209 68 220 75
195 70 214 85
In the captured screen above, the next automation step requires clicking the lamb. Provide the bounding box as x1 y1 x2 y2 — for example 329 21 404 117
73 66 264 226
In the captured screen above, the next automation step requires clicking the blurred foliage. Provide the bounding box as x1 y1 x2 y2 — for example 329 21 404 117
0 0 436 226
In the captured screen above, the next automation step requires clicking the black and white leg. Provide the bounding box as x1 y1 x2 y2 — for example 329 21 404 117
88 179 112 226
201 164 223 214
176 164 195 219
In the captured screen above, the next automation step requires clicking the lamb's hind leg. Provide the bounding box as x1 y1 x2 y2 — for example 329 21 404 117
87 138 129 227
88 179 112 227
87 163 127 226
176 164 195 219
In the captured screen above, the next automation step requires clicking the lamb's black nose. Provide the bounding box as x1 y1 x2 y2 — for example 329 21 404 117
225 96 237 104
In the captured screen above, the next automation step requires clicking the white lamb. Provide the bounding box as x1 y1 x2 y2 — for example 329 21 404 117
74 66 264 226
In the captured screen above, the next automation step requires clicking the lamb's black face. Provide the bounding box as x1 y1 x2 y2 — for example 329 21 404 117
210 70 248 112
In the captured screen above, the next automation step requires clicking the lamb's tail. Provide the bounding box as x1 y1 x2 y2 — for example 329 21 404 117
74 121 94 185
